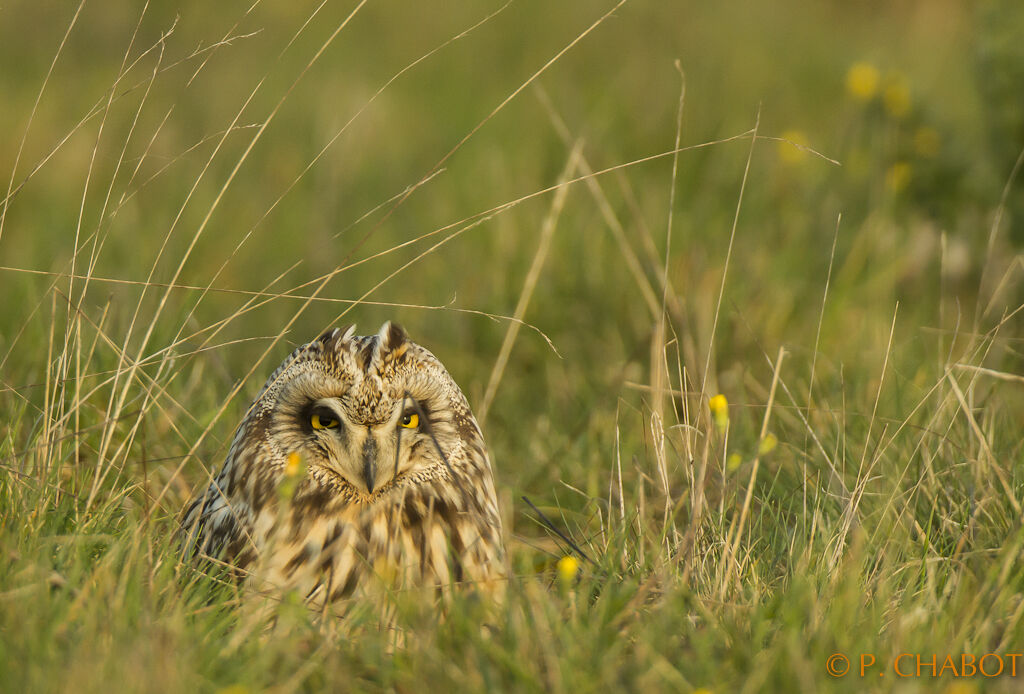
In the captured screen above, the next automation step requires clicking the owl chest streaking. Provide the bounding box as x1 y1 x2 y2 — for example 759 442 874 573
180 322 506 602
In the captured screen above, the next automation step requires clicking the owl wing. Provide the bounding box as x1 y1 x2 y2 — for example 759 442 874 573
179 464 258 572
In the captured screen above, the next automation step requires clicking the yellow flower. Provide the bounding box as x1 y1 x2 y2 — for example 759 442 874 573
727 453 742 471
278 452 306 502
557 555 580 584
883 73 911 119
846 62 879 102
758 432 778 456
913 126 941 158
285 451 304 477
885 161 912 194
708 394 729 430
777 129 810 165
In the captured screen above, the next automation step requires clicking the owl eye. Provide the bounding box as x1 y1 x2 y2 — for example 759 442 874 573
399 412 419 429
311 411 340 430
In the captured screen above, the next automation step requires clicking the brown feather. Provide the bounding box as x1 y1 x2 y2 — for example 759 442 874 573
180 324 506 604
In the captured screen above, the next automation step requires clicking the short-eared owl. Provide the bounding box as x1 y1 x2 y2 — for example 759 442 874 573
180 323 506 602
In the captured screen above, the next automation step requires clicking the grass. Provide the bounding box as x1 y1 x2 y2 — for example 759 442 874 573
2 0 1024 692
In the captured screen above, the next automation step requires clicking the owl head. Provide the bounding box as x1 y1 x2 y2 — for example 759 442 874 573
242 322 487 499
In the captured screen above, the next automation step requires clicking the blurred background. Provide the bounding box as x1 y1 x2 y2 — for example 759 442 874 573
1 0 1022 531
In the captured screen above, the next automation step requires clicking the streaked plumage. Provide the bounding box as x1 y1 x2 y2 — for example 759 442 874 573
180 322 506 604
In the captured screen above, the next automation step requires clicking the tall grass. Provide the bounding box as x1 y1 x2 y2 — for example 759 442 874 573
2 1 1023 692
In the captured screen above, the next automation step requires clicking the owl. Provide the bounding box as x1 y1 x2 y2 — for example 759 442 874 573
180 322 506 604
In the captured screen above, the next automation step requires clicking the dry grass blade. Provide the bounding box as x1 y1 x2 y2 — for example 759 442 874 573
947 371 1020 515
478 142 582 424
828 303 900 570
718 346 784 599
700 109 759 401
953 363 1024 384
534 85 662 321
980 142 1024 320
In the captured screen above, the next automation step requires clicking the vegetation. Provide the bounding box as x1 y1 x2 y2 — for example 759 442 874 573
2 1 1023 691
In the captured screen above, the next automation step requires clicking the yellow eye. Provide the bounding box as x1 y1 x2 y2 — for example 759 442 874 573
400 412 419 429
311 412 339 430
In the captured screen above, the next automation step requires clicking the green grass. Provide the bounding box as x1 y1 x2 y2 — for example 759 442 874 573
2 1 1024 692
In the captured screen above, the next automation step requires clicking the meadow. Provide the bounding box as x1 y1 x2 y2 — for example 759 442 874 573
2 0 1024 691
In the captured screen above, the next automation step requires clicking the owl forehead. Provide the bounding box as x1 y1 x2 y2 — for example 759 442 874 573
267 325 440 423
340 377 402 423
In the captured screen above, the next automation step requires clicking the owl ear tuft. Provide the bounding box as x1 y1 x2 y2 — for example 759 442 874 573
316 325 356 347
378 321 407 352
317 328 340 344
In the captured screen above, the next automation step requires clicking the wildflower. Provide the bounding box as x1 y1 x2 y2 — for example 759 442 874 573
885 161 912 194
778 129 810 165
913 126 941 158
883 73 911 119
727 453 742 471
758 432 778 456
557 555 580 585
278 452 306 501
846 62 880 102
285 451 304 477
708 394 729 430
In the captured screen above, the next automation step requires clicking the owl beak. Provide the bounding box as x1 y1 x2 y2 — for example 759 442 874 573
361 437 377 493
